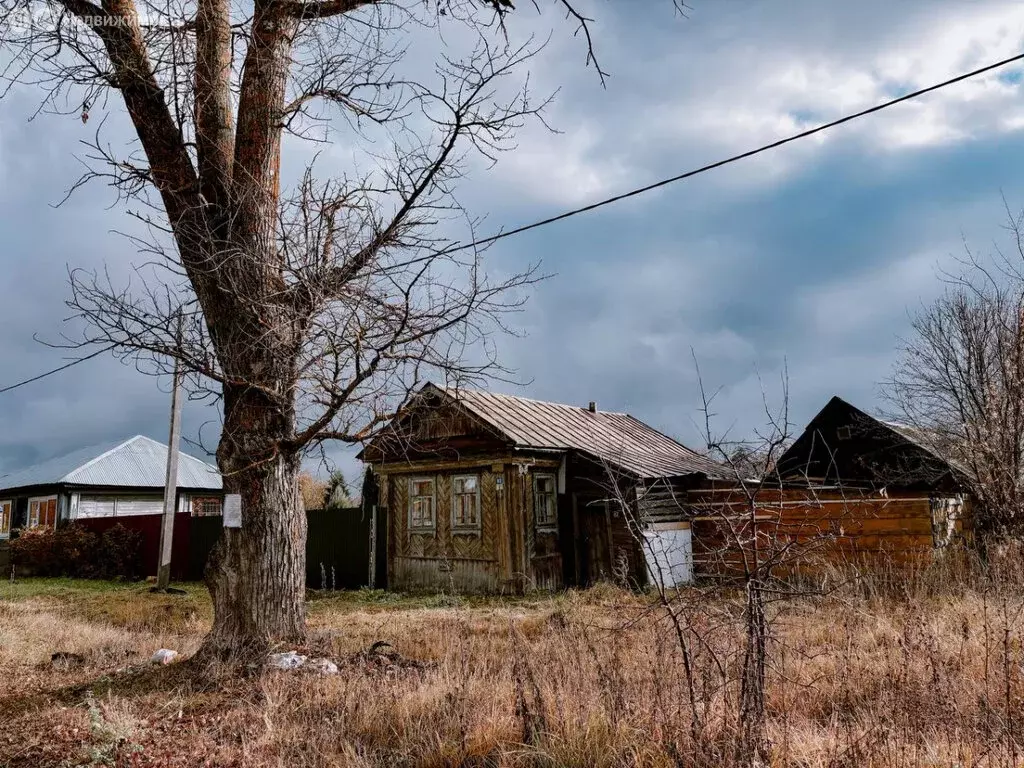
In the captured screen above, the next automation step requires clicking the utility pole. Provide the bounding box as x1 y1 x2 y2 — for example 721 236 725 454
155 318 183 590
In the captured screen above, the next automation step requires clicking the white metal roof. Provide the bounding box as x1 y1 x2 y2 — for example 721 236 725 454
0 435 222 492
427 384 727 480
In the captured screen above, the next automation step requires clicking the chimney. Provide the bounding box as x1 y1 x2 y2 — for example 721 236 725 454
588 401 597 413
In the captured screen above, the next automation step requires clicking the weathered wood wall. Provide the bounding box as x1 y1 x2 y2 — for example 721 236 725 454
382 456 563 593
505 467 563 590
690 488 972 577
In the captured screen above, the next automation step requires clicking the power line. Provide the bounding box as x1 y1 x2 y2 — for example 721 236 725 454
0 345 116 395
2 52 1023 396
457 51 1024 252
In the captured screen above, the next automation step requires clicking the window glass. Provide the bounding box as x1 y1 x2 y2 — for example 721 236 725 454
0 500 11 537
191 497 223 517
28 496 57 529
452 475 480 530
409 478 435 530
534 474 557 530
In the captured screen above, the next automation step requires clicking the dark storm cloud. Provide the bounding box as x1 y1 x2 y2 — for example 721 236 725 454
2 0 1024 480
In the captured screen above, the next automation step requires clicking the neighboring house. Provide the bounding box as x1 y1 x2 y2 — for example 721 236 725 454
757 396 973 564
0 435 223 575
359 383 728 593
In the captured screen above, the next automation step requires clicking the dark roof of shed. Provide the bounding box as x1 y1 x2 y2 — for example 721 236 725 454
0 435 222 493
880 419 968 475
776 395 964 482
415 384 727 480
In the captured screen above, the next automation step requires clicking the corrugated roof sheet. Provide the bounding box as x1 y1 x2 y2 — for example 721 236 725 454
0 435 222 492
429 384 727 480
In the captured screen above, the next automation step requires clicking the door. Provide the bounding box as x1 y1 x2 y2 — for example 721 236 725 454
579 498 611 585
643 522 693 588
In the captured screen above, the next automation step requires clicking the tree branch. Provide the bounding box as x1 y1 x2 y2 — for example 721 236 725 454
194 0 235 214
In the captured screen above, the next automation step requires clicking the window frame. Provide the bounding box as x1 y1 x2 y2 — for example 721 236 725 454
27 495 58 529
191 496 224 517
0 499 11 538
450 474 482 534
533 473 558 532
408 476 437 532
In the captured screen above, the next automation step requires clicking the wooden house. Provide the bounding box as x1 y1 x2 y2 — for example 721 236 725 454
358 384 728 593
0 435 223 575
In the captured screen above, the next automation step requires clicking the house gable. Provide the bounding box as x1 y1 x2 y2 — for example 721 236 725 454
360 387 514 466
775 396 959 490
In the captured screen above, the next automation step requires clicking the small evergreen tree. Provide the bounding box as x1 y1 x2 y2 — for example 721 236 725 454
323 471 352 509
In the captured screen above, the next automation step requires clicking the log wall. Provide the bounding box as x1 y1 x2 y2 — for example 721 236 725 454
690 488 972 577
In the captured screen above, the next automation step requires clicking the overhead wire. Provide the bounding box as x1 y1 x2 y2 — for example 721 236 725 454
3 51 1022 394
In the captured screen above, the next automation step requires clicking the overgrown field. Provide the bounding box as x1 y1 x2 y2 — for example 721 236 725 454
1 570 1022 767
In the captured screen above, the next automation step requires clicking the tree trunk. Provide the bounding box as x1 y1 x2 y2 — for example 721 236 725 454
201 388 307 660
739 577 768 766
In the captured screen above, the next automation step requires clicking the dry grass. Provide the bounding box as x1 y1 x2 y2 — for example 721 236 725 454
1 569 1022 768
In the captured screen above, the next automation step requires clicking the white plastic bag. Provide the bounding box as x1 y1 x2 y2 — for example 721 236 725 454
307 658 339 675
268 651 308 670
151 649 179 665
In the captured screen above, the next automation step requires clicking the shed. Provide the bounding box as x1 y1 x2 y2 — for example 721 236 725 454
689 396 975 573
360 383 728 593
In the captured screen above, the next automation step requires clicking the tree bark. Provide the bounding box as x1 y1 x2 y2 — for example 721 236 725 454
739 577 768 766
201 385 307 659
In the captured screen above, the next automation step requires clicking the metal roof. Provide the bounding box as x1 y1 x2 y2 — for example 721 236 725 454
427 384 727 480
0 435 222 493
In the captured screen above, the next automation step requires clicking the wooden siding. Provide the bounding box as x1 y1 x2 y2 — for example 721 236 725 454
689 488 972 577
384 456 564 593
508 466 562 590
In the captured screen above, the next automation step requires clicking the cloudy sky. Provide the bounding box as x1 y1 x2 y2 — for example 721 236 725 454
2 0 1024 481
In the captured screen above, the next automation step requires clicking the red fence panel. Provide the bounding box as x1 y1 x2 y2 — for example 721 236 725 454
77 513 193 580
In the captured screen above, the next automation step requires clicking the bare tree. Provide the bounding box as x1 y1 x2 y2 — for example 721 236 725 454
887 206 1024 542
0 0 684 659
600 368 852 765
692 370 794 764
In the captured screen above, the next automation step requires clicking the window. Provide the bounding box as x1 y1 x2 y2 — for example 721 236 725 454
451 475 481 531
836 426 852 441
191 497 223 517
0 500 11 538
28 496 57 529
408 477 436 531
533 474 557 531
